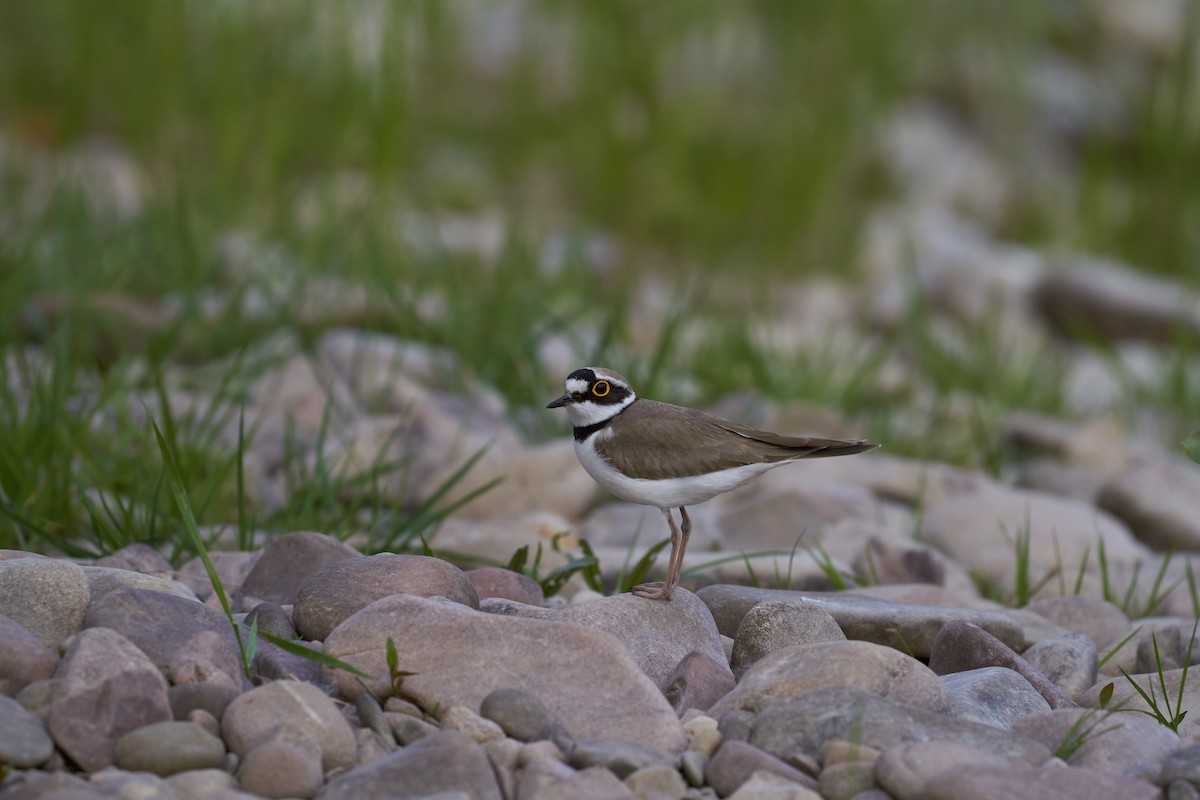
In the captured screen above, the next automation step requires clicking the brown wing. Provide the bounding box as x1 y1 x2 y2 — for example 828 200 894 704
594 399 876 480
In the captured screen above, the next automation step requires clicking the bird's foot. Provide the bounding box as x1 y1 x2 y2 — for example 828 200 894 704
632 581 673 601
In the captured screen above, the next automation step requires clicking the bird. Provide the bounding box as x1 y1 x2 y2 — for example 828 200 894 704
547 367 878 600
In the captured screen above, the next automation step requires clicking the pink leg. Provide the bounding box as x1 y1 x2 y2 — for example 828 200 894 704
633 508 681 601
633 507 691 601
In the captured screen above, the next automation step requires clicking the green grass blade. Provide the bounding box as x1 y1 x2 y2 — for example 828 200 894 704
151 418 249 677
258 631 371 678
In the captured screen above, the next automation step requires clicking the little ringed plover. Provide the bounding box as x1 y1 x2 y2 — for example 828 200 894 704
547 367 878 600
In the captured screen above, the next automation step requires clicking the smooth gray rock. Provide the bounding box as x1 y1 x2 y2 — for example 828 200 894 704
923 762 1160 800
748 686 1051 765
1160 743 1200 785
242 601 296 641
941 667 1051 729
294 554 480 640
222 679 356 773
167 681 239 722
705 740 817 797
95 543 174 577
90 769 180 800
113 720 226 776
730 600 845 680
1022 633 1098 700
81 565 196 605
317 731 502 800
466 567 545 605
480 688 554 741
0 558 89 650
1027 595 1131 651
711 640 954 720
84 588 243 689
874 740 1015 800
238 738 325 799
0 694 54 768
1098 458 1200 551
0 612 59 696
567 738 675 779
697 584 1026 657
234 531 362 608
928 621 1073 709
1012 708 1182 777
322 593 687 752
665 649 736 714
1033 256 1200 345
176 550 261 603
480 588 728 693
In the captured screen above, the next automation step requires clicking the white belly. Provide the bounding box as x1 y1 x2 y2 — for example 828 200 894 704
574 438 784 509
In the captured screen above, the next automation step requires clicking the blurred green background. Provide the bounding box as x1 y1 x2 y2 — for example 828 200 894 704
0 1 1197 555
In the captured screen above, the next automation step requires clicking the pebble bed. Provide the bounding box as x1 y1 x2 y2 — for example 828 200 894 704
5 3 1200 799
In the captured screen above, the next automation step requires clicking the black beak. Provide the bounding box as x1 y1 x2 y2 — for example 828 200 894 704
546 393 571 409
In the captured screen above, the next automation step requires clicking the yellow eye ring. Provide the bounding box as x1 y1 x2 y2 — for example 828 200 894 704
592 380 611 397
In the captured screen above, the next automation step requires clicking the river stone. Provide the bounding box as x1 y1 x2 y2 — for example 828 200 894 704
697 584 1026 656
0 558 89 650
293 553 480 640
730 600 846 679
242 600 297 641
1033 255 1200 345
479 588 727 692
466 567 545 605
705 740 818 797
0 694 54 768
1021 633 1098 700
923 762 1160 800
480 688 554 741
317 730 502 800
1097 458 1200 551
165 768 239 798
1026 595 1131 651
168 681 240 722
81 565 197 605
1011 708 1181 776
322 593 687 752
95 542 174 576
748 686 1051 765
83 587 243 688
112 720 226 776
928 620 1073 709
665 649 737 714
234 530 362 608
568 738 676 779
919 485 1147 587
177 550 261 602
238 738 325 799
0 612 59 695
222 679 356 772
875 740 1016 800
46 626 172 771
941 667 1052 729
710 640 954 719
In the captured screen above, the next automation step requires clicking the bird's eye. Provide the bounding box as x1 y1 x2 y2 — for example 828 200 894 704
592 380 611 397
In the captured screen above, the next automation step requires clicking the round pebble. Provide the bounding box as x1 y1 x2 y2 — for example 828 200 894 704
237 739 324 799
113 720 227 776
480 688 553 741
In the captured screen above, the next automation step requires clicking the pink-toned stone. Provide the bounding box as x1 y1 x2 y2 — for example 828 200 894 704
46 627 172 771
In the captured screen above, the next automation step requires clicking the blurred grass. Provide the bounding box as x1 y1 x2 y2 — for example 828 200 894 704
0 1 1198 556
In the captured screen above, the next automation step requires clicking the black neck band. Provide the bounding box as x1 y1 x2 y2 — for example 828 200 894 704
573 419 610 442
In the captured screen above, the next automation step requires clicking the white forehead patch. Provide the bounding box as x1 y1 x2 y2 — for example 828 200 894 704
565 377 590 394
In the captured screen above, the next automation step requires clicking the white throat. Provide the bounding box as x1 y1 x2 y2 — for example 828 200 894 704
565 392 637 429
